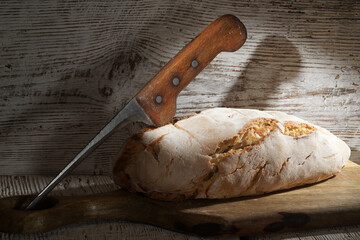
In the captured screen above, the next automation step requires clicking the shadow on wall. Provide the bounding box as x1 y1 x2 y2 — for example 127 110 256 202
222 35 302 110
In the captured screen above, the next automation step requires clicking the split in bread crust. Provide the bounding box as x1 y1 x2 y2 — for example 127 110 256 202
211 118 316 160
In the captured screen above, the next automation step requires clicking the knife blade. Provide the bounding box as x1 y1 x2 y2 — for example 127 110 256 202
25 14 247 210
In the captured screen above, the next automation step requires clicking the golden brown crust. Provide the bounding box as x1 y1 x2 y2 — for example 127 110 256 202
210 118 317 163
283 121 317 137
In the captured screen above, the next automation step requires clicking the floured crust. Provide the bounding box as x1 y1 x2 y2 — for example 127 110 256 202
113 108 351 200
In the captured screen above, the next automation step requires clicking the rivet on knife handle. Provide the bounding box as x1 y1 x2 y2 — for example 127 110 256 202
136 14 247 126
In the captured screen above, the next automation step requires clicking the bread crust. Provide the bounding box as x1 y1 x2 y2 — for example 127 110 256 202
113 108 351 200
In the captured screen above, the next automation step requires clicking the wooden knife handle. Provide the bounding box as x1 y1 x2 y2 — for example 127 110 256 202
136 15 247 126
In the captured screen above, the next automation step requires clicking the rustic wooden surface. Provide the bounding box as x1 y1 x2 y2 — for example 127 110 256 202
1 161 360 236
0 0 359 239
1 165 360 240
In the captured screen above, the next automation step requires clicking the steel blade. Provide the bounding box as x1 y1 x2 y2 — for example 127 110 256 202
25 98 153 210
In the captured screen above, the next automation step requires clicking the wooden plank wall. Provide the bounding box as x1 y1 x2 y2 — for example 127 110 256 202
0 0 359 175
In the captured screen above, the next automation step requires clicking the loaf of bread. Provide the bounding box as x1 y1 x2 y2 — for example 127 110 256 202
113 108 350 200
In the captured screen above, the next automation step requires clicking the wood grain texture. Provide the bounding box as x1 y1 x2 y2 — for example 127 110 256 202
0 170 360 240
0 0 359 175
1 161 360 236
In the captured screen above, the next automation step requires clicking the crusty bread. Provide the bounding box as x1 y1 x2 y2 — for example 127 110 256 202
113 108 351 200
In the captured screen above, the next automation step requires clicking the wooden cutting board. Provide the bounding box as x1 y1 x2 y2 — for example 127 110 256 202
0 161 359 237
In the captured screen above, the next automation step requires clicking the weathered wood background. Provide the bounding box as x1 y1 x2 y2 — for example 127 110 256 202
0 0 359 175
1 0 360 239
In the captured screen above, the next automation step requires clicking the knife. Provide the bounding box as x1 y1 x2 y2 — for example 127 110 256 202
25 14 247 210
